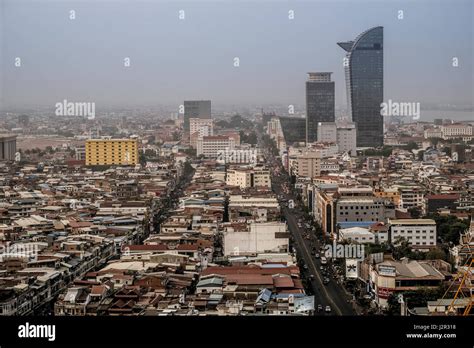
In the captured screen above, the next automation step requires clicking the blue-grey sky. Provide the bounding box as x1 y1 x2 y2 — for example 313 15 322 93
1 0 473 109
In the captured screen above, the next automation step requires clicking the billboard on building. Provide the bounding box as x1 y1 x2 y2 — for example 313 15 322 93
346 258 359 279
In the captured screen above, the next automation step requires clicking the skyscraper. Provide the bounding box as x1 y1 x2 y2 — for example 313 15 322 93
305 72 335 144
338 26 384 148
183 100 211 132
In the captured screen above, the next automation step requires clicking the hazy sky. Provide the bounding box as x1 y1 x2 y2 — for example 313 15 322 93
1 0 473 109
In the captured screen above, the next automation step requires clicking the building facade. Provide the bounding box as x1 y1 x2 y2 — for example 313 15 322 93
183 100 211 132
338 26 384 147
389 219 437 250
189 118 214 148
226 166 271 189
306 72 335 143
196 136 235 158
85 138 138 166
0 135 17 161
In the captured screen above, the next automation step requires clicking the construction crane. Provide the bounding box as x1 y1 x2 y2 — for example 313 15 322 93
439 217 473 316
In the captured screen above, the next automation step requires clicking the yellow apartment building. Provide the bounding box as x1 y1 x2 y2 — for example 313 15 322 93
85 138 138 166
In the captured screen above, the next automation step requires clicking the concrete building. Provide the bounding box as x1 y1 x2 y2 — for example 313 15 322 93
223 222 289 256
339 227 375 244
424 128 443 139
397 185 425 210
226 166 271 189
85 138 138 166
0 134 17 161
369 258 445 308
196 136 235 158
389 219 437 250
317 122 337 143
336 122 357 155
441 123 473 140
183 100 211 132
189 118 214 148
316 122 356 156
75 146 86 161
293 151 322 178
266 117 286 152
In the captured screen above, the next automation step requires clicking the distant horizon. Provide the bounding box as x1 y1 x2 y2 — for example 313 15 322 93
1 0 472 110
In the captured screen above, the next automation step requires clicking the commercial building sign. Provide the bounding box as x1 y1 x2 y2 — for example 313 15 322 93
378 265 396 277
377 286 394 299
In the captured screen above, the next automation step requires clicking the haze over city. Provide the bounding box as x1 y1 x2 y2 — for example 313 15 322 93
1 0 472 109
0 1 473 346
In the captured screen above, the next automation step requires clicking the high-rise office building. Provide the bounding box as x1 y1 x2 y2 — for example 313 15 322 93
338 26 384 148
183 100 211 132
0 134 17 161
306 72 335 144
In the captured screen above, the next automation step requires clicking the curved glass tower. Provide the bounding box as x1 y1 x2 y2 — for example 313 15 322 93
338 26 384 148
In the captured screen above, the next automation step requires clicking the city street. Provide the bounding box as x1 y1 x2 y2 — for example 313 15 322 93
263 145 357 315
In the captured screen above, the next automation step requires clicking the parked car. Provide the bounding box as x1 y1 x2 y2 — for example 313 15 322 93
317 304 323 312
325 306 331 313
315 253 320 259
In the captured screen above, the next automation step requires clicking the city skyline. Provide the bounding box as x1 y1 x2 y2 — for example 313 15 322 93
1 0 472 110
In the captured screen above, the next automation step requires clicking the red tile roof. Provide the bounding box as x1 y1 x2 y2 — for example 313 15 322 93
426 194 459 200
273 277 294 288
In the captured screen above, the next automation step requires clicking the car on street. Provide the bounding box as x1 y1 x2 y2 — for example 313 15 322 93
303 264 308 270
325 306 331 313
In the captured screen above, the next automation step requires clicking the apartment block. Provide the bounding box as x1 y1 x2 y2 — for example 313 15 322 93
196 136 235 158
223 222 289 256
189 118 214 148
85 138 139 166
389 219 437 250
226 166 271 189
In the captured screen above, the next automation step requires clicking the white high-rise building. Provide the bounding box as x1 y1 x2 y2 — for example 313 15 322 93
197 135 235 158
189 118 214 148
316 122 356 156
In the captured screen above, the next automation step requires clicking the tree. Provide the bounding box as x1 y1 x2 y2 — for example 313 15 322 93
387 287 445 315
405 141 419 151
408 207 422 219
172 131 180 141
425 248 447 260
442 146 451 157
240 130 257 145
430 137 443 147
417 150 425 161
426 213 470 245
